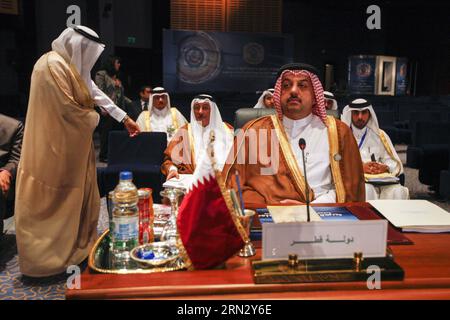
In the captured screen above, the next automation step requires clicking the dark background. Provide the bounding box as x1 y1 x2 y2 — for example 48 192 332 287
1 0 449 121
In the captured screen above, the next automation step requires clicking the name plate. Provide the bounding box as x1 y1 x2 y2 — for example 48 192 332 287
262 220 388 260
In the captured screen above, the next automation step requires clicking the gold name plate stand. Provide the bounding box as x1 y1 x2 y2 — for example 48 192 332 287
251 252 404 284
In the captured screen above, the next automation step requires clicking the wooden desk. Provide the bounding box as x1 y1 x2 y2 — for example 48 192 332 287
66 203 450 300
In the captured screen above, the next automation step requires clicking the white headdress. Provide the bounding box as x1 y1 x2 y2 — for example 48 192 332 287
341 98 380 134
52 26 105 95
253 89 274 109
190 94 233 170
149 87 171 114
324 91 338 111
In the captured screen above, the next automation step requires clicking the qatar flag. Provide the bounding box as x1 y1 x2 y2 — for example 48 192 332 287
176 149 247 270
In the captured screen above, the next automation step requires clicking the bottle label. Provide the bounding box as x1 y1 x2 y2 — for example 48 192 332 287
113 216 139 241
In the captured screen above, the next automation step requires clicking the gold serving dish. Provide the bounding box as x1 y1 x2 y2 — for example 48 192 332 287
130 242 179 268
88 230 186 274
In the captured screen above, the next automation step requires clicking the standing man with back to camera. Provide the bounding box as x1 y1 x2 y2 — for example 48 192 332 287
15 26 140 277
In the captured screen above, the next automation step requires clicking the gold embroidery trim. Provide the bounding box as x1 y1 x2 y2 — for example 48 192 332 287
144 111 151 131
327 116 346 203
171 108 179 129
187 124 196 169
176 234 194 271
216 170 249 244
270 115 313 202
379 130 402 177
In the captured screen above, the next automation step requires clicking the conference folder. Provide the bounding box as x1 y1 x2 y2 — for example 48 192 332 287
369 200 450 233
251 205 412 245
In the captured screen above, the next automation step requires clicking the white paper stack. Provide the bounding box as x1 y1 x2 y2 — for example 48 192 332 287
368 200 450 233
267 205 322 223
162 174 194 191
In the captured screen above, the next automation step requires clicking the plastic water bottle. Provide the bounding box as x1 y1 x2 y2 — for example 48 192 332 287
111 171 139 266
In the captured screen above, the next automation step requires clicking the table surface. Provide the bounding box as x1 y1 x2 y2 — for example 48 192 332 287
66 203 450 300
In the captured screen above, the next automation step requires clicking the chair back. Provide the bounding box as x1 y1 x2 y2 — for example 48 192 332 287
107 131 167 166
234 108 277 130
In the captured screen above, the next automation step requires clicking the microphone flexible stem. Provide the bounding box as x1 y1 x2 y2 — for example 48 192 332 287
301 148 311 222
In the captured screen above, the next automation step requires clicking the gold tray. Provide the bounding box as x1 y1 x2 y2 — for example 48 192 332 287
88 230 186 274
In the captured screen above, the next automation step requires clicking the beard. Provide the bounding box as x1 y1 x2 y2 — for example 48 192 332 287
352 120 368 129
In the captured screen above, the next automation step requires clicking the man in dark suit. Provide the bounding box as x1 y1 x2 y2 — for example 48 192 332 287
0 113 23 236
126 85 152 121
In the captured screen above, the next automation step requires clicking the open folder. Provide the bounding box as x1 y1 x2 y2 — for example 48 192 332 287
365 173 400 185
369 200 450 233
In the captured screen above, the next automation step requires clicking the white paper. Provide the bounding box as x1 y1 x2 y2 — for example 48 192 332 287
267 205 322 223
369 200 450 232
162 174 194 190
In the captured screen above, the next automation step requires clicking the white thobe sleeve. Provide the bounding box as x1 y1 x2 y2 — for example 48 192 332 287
91 81 127 123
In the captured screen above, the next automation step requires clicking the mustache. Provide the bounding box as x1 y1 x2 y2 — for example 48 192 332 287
288 97 301 103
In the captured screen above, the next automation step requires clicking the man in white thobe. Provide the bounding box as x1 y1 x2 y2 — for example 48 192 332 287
136 87 187 141
341 98 409 200
162 94 234 180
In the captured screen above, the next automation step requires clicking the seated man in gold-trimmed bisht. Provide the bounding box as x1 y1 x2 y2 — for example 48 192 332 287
161 94 234 180
15 26 140 277
341 98 409 200
224 63 365 206
136 87 187 141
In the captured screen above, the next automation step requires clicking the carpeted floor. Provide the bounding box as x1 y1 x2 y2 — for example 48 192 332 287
0 144 449 300
0 198 109 300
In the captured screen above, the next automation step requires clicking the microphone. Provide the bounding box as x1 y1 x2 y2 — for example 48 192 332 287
299 138 311 222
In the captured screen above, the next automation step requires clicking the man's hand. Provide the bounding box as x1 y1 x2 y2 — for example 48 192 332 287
280 199 304 205
0 170 12 195
372 162 389 174
363 162 375 174
166 169 180 181
123 117 140 137
363 162 389 175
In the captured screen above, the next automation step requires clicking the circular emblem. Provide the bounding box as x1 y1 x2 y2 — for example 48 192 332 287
243 42 265 65
356 63 372 78
184 47 205 68
334 154 342 161
178 32 221 84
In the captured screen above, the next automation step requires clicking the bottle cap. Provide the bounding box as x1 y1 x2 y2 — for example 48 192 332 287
120 171 133 181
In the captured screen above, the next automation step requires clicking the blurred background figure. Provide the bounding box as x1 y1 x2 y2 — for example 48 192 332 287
253 89 275 109
126 85 152 122
0 113 23 238
95 55 131 162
